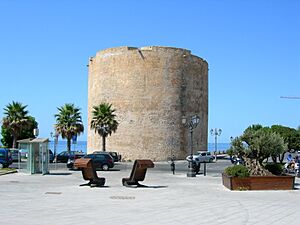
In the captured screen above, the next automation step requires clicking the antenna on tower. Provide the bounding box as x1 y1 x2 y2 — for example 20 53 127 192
280 96 300 99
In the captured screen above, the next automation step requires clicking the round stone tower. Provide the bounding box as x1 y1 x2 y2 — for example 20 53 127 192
87 46 208 161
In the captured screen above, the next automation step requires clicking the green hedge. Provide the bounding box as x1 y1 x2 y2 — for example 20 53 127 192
224 165 250 177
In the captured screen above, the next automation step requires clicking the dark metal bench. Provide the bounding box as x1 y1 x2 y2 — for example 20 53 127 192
122 159 154 187
74 158 105 187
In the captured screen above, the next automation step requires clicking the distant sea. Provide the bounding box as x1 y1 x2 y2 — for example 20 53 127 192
1 140 231 154
49 141 231 154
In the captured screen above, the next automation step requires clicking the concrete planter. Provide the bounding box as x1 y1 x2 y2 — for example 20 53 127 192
222 173 295 190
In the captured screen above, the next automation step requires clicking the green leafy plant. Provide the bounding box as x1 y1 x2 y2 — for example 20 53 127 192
225 165 250 177
1 116 37 148
226 148 233 157
270 125 300 163
264 163 284 175
229 124 287 176
1 101 35 148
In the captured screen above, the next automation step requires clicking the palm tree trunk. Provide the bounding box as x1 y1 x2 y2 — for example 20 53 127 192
12 136 18 148
67 138 71 153
102 136 106 151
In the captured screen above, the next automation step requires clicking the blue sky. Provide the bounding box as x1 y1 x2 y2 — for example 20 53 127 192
0 0 299 143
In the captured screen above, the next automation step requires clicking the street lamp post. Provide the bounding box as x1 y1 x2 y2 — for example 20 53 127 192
54 133 58 158
210 128 222 161
50 132 53 154
50 132 58 158
185 115 200 177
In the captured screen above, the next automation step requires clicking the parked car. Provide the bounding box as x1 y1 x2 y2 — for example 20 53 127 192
0 148 13 168
185 151 214 174
9 148 21 162
55 151 85 163
230 156 244 165
66 152 86 169
19 148 28 159
93 151 121 162
49 149 54 163
186 151 214 163
73 153 114 171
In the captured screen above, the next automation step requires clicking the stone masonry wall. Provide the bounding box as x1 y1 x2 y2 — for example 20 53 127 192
87 46 208 161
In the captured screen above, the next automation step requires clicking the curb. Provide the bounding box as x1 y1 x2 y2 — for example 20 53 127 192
0 170 18 176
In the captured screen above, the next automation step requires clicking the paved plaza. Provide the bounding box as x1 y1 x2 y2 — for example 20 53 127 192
1 161 300 225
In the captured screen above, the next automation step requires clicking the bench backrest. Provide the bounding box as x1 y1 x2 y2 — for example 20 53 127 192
74 158 98 181
129 159 154 182
74 158 92 168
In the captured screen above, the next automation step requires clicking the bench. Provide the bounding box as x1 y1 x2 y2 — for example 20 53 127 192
74 158 105 187
122 159 154 187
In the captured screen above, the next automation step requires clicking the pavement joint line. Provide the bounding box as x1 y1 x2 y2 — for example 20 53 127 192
44 191 62 195
109 196 135 200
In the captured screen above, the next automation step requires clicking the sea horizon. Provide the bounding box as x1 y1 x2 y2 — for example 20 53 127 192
1 140 231 155
49 141 231 154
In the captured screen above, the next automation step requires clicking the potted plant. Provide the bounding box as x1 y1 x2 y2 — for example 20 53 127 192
222 125 295 190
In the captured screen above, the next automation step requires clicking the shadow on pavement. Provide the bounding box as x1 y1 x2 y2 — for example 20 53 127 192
125 185 168 189
144 185 168 188
47 172 72 175
294 182 300 190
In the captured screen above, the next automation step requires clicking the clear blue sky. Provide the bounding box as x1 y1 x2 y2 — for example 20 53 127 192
0 0 299 143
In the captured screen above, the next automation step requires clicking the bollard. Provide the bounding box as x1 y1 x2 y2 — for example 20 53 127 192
203 162 206 176
171 161 175 175
196 163 201 175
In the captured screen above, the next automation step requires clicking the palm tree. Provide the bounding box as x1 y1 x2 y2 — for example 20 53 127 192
1 116 38 148
54 103 84 152
90 103 118 151
2 101 32 148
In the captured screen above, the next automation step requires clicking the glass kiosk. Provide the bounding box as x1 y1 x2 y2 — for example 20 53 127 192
18 138 49 175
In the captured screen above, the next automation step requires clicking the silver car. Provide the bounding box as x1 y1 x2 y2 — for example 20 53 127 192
186 151 214 163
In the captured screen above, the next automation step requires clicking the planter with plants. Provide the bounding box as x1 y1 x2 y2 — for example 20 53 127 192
222 164 294 190
223 124 295 191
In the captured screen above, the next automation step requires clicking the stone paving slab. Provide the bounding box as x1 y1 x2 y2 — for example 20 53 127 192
0 164 300 225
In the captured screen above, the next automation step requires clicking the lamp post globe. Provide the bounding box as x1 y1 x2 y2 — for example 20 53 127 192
33 128 39 137
210 128 222 161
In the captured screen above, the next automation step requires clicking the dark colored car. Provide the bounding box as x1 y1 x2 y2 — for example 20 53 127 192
66 153 86 169
55 151 85 163
83 153 114 171
49 149 54 163
93 151 121 162
0 148 13 168
9 148 21 162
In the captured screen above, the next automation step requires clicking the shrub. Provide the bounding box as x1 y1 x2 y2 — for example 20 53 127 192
226 148 233 156
229 125 287 176
224 165 250 177
264 163 284 175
